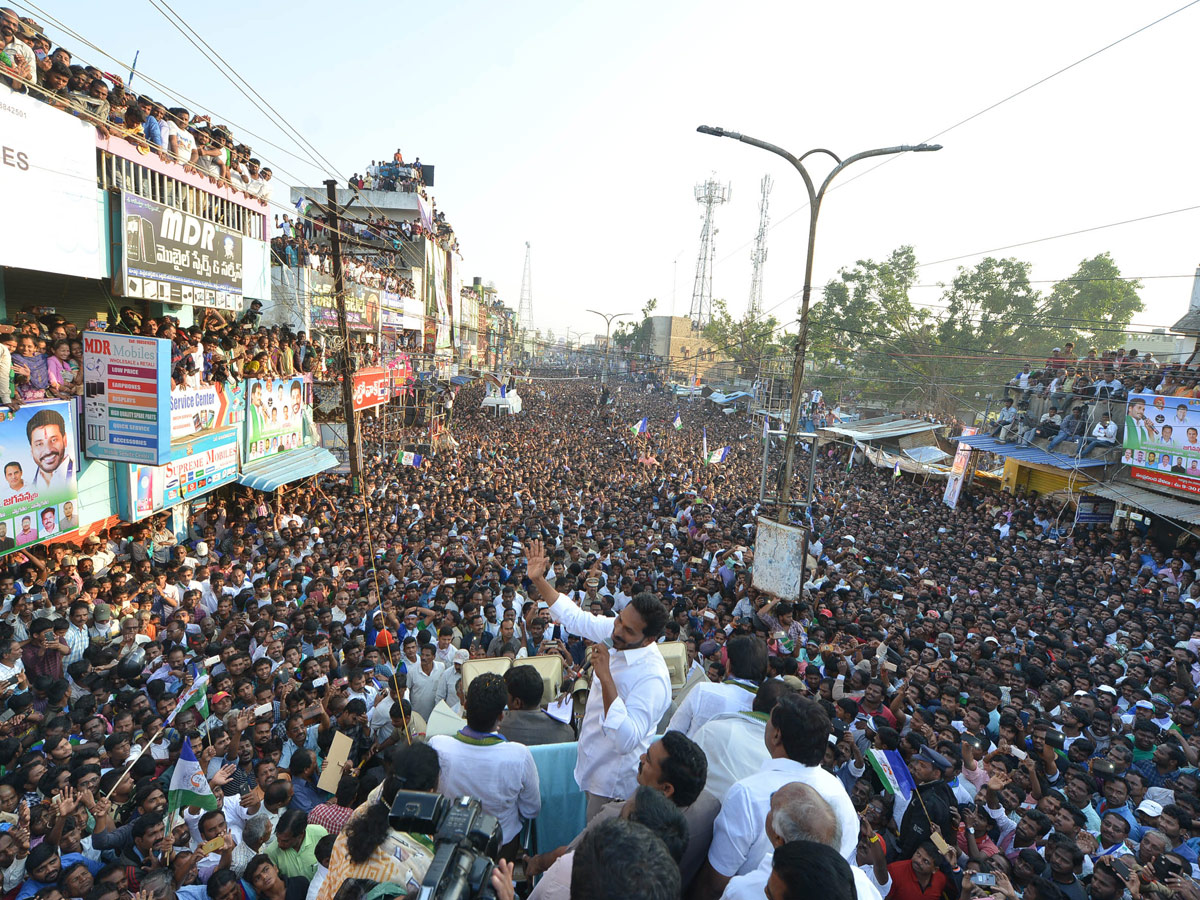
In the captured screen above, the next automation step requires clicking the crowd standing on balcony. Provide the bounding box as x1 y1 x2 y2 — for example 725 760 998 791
0 9 274 207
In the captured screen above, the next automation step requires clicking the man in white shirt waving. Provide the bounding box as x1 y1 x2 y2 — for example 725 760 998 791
526 539 672 820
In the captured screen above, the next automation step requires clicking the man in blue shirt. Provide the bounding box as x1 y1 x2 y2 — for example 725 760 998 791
287 749 326 812
18 842 102 900
136 95 162 147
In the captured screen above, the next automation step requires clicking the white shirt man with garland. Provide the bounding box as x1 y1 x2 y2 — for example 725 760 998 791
527 539 672 821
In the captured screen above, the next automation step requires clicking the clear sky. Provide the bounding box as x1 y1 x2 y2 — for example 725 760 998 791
31 0 1200 340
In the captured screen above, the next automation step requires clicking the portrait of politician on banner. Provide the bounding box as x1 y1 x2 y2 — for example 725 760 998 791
1122 391 1200 494
0 401 81 555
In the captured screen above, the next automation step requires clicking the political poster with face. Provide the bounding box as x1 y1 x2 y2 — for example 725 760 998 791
1123 392 1200 495
245 377 309 463
0 401 81 555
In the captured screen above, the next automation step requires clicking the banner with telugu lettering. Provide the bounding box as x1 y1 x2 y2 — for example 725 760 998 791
245 377 310 463
0 401 80 554
1123 392 1200 495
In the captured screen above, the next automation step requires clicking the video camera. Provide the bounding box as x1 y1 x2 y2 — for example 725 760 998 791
390 790 503 900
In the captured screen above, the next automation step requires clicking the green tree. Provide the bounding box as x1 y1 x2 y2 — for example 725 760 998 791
613 297 658 357
1040 253 1144 351
702 299 783 378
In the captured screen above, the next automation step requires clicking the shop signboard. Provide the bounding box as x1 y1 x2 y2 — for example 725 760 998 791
118 193 244 309
83 332 171 464
120 428 240 522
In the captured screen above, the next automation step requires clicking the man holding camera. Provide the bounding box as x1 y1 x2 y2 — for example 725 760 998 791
526 539 672 821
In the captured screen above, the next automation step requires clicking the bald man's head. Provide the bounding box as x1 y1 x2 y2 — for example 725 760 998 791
767 782 840 850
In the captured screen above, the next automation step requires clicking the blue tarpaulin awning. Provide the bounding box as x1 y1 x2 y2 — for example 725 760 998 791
238 446 339 492
950 433 1107 468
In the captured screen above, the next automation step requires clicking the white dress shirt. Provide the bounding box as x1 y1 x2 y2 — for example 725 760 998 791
548 592 672 800
428 733 541 843
720 849 883 900
690 711 770 802
708 757 859 877
667 679 757 738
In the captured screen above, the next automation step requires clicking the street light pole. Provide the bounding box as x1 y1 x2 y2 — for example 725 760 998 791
586 309 631 379
696 127 940 525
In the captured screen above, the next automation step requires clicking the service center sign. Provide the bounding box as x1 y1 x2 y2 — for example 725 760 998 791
352 367 391 411
119 192 243 309
83 332 172 465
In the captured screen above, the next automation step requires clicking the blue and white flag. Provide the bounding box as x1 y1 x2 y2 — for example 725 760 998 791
629 417 648 435
705 446 729 465
672 412 682 431
867 749 916 799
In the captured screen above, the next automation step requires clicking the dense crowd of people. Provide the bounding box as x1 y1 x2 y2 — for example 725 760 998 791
0 369 1191 900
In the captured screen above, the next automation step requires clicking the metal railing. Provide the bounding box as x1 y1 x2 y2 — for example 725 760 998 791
98 149 266 241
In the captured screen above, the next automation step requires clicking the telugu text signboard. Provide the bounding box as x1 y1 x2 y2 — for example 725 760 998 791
1123 392 1200 496
0 401 81 555
83 332 171 465
245 377 309 463
119 193 244 309
352 368 391 412
120 428 240 522
310 274 378 331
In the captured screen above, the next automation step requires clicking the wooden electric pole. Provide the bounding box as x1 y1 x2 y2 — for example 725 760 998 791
325 179 362 493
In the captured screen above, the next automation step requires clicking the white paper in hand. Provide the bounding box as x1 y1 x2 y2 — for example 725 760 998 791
425 700 467 737
544 695 573 725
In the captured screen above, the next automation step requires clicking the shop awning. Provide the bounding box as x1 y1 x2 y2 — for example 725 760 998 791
238 446 339 492
950 433 1107 469
1084 481 1200 525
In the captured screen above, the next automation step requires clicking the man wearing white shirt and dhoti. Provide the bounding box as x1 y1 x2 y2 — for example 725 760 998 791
526 539 672 821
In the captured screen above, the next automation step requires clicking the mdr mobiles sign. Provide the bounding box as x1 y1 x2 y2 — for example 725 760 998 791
82 332 172 465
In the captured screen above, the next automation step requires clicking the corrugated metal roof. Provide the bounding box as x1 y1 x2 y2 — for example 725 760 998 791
951 433 1108 468
904 445 951 463
823 419 943 441
238 446 339 492
1085 481 1200 525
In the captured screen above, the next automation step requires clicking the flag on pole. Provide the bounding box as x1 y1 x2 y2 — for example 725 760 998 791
167 674 209 727
166 740 218 818
629 417 648 435
893 460 901 478
672 412 682 431
702 427 709 460
396 450 423 467
762 414 770 441
867 749 916 799
705 446 730 464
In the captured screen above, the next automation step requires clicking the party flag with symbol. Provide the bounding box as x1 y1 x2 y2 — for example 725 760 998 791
702 426 708 460
673 411 682 431
893 459 901 478
705 446 730 465
167 740 218 817
867 749 915 800
629 417 648 435
167 674 209 726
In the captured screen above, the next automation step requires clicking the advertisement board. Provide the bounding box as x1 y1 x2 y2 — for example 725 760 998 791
942 426 978 509
310 274 378 331
245 377 309 463
0 401 81 554
170 382 245 443
118 193 244 309
388 355 415 394
1122 392 1200 496
0 88 104 280
120 429 240 522
82 332 172 464
1076 495 1118 525
352 368 391 411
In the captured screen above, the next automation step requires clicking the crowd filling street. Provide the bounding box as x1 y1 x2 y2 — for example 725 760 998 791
0 374 1193 900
